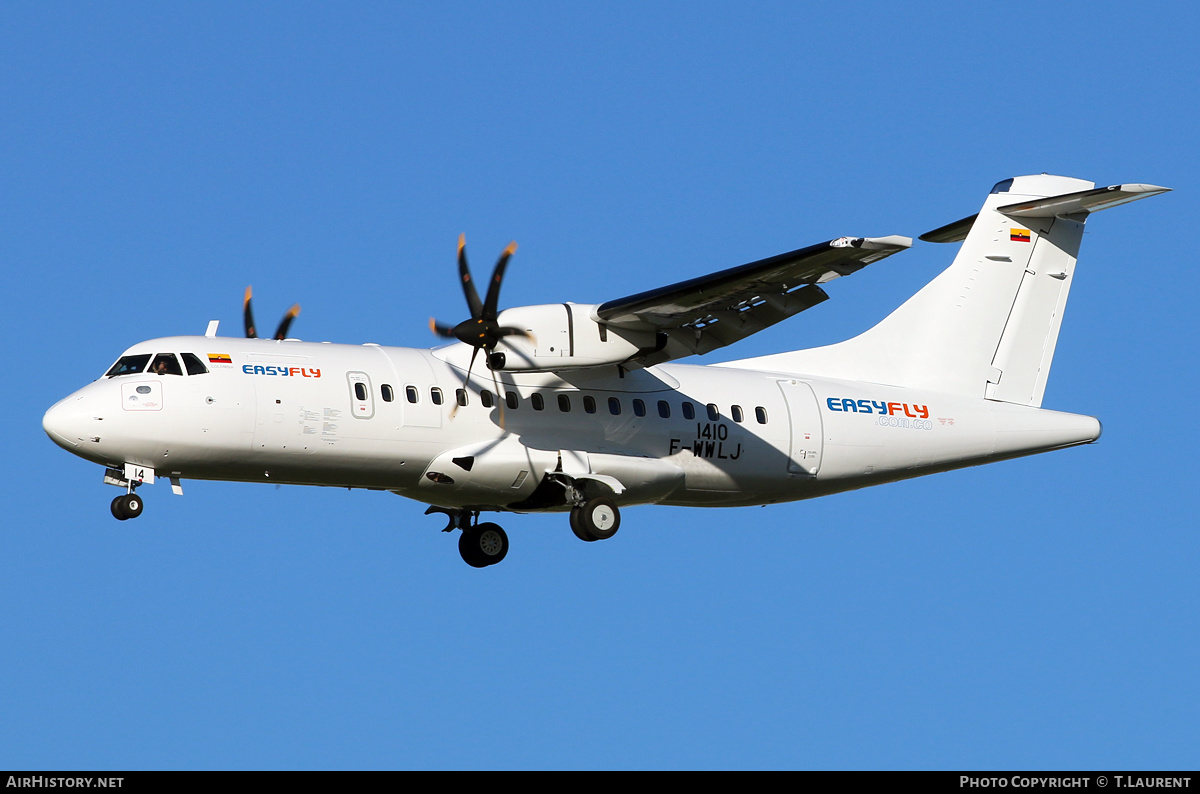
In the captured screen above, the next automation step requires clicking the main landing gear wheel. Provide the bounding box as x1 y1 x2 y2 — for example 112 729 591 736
110 493 143 521
459 522 509 568
570 496 620 542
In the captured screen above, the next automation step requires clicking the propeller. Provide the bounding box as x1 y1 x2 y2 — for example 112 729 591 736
430 235 532 424
244 286 301 340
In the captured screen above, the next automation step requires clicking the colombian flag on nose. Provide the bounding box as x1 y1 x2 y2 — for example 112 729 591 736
207 353 233 364
1010 228 1032 242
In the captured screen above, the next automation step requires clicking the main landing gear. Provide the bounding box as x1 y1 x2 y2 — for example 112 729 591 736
427 507 509 568
570 496 621 542
427 496 622 568
459 523 509 568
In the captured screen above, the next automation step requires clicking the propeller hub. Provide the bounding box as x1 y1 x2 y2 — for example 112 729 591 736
452 317 501 349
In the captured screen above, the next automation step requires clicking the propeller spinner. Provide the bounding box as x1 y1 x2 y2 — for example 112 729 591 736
243 286 301 340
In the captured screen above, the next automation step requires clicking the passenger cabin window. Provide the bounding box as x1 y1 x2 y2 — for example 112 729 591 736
456 389 468 407
681 402 695 420
608 397 621 416
405 385 419 404
354 382 368 401
731 405 744 423
557 394 571 413
150 353 183 376
633 399 646 417
658 400 671 419
706 403 720 421
381 384 395 402
755 406 768 424
531 393 544 411
431 387 444 405
506 391 519 410
480 390 494 408
106 354 151 378
181 353 209 375
583 395 596 414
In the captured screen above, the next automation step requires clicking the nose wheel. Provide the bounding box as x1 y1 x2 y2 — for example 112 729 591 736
110 493 144 521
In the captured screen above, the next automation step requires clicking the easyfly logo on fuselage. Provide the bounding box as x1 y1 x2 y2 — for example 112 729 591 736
241 364 323 378
826 397 929 418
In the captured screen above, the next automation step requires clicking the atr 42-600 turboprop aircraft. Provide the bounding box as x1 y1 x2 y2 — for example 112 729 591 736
44 175 1168 567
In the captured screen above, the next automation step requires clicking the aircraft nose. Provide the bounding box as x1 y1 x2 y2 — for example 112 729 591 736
43 394 89 451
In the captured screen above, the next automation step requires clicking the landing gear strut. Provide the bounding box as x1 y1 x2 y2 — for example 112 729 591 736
570 496 620 542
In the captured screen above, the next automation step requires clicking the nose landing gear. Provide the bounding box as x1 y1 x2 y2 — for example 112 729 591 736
110 492 143 520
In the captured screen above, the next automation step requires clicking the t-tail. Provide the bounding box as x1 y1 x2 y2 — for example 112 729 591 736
726 174 1169 406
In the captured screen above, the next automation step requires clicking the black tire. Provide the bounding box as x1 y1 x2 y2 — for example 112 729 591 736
111 495 129 521
569 508 598 542
573 497 620 541
122 493 143 519
459 522 509 567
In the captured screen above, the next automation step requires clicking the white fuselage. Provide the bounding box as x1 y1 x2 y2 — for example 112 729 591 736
43 335 1102 513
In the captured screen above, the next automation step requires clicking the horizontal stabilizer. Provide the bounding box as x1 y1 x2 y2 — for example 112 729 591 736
997 183 1170 218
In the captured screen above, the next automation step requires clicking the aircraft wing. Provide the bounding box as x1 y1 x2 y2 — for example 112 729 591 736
594 235 911 367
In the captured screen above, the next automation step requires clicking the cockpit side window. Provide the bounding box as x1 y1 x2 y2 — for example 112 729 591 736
105 354 151 378
180 353 209 375
149 353 183 376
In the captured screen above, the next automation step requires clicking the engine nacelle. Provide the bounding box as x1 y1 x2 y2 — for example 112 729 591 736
488 304 657 372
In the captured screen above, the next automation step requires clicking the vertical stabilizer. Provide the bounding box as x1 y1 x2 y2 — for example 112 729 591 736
723 176 1168 406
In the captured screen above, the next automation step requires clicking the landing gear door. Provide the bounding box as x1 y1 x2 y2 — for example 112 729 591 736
777 379 823 475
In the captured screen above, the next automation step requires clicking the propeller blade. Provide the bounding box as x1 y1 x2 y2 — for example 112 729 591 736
243 286 257 338
495 325 536 346
449 346 481 421
482 241 517 320
437 237 521 359
273 304 301 340
429 318 457 338
457 234 484 319
490 364 506 431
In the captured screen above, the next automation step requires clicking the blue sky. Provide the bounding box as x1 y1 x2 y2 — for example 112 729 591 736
2 1 1197 770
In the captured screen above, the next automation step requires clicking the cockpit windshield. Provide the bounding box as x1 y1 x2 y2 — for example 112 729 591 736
105 352 209 378
181 353 209 375
105 354 151 378
149 353 183 376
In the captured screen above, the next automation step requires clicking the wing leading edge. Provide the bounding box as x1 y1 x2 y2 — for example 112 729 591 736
594 235 911 367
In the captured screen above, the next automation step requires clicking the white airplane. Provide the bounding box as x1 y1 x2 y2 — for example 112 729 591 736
44 174 1168 567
